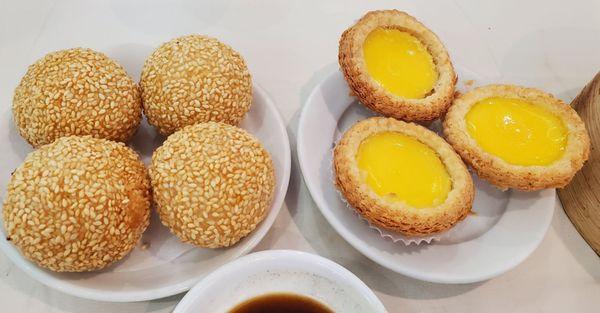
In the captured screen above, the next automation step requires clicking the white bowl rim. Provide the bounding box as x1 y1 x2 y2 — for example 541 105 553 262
173 249 387 313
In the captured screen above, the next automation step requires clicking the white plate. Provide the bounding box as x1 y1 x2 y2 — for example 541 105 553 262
173 250 387 313
297 70 555 284
0 84 291 302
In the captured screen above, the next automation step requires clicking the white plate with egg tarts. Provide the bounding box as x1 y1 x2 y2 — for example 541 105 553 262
297 70 555 283
339 10 457 122
444 84 590 191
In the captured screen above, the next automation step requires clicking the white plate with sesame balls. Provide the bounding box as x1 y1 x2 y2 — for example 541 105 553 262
0 84 291 302
297 69 555 284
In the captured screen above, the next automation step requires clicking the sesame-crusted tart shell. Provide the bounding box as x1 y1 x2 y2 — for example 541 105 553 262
2 136 151 272
12 48 142 148
150 122 275 248
338 10 457 122
443 84 590 191
333 117 474 236
140 35 253 135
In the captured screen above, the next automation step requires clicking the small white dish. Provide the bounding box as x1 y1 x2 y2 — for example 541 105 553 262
0 84 291 302
297 69 555 284
173 250 387 313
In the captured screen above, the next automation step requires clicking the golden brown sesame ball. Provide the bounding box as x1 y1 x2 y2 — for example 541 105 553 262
150 122 274 248
140 35 253 135
2 136 151 272
12 48 142 148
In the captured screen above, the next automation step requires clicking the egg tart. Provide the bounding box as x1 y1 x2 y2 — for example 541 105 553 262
334 117 474 236
339 10 457 122
444 84 590 191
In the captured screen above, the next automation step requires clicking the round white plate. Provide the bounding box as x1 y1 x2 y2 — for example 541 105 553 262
297 70 555 284
173 250 387 313
0 84 291 302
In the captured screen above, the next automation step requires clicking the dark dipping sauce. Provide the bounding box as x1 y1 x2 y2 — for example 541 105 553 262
229 293 334 313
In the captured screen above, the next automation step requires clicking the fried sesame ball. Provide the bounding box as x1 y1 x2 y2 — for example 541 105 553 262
140 35 253 135
150 122 275 248
2 136 151 272
12 48 142 148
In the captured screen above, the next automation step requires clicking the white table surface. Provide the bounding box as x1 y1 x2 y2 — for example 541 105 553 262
1 0 600 312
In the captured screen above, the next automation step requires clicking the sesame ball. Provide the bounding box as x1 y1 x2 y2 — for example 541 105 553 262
2 136 151 272
140 35 253 135
12 48 142 148
150 122 274 248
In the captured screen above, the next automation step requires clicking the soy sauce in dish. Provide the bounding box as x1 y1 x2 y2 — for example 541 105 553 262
229 293 334 313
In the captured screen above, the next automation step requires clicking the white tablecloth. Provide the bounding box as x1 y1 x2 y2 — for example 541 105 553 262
1 0 599 312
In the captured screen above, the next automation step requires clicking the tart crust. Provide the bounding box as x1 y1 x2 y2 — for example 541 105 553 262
443 84 590 191
334 117 474 236
339 10 457 122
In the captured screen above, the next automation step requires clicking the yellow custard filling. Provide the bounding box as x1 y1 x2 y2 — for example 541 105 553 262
363 28 438 99
466 97 568 166
356 132 451 208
